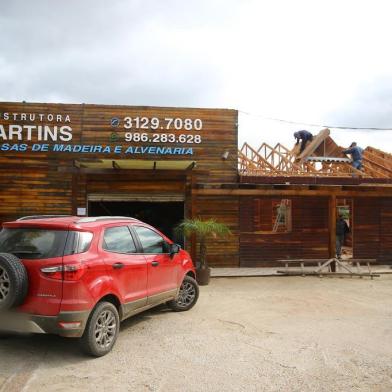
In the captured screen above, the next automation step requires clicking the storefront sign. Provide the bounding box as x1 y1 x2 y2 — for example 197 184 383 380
0 110 205 156
0 143 193 155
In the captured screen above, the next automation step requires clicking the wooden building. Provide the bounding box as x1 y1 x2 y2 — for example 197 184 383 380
0 101 391 267
234 132 392 266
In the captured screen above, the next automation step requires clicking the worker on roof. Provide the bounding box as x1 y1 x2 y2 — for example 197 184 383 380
294 130 313 154
343 142 364 170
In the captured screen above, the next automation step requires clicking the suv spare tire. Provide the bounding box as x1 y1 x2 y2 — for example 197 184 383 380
0 253 28 311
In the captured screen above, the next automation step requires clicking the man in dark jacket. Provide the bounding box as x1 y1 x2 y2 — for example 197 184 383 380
343 142 364 170
336 214 350 259
294 130 313 153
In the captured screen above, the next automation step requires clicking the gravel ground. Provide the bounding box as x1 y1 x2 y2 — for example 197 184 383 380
1 276 392 392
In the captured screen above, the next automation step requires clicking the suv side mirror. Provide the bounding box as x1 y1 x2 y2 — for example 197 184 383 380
169 243 181 257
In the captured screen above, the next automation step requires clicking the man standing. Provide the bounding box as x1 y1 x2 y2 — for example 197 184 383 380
294 130 313 153
343 142 364 170
336 214 350 259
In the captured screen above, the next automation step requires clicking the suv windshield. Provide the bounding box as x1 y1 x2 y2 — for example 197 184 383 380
0 228 69 259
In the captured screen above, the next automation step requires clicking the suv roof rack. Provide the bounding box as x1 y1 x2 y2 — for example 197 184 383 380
77 216 139 223
17 215 72 221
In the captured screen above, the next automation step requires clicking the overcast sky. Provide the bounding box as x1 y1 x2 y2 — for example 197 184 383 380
1 0 392 151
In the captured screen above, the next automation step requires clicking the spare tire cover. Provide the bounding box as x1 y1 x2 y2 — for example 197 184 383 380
0 253 29 311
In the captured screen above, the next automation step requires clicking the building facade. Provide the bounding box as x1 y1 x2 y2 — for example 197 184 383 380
1 101 391 266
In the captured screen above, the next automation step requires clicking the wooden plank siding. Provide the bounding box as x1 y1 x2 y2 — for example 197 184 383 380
240 196 330 267
194 196 240 267
0 102 238 228
0 103 238 187
0 167 73 223
380 197 392 262
353 197 392 262
0 102 239 267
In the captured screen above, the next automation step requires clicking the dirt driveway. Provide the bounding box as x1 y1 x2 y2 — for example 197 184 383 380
1 276 392 392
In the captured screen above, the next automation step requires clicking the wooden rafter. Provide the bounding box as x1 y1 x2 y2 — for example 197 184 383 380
297 128 330 161
239 134 391 179
362 147 392 178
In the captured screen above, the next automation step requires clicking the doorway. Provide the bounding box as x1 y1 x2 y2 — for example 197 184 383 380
88 201 185 246
336 198 353 259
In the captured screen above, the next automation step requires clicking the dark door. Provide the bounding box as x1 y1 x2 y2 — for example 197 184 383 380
89 201 184 246
337 198 353 259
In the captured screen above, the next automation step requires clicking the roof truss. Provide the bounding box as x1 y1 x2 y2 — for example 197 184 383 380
239 130 391 179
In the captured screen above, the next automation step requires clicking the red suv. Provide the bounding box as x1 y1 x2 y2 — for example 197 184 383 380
0 216 198 356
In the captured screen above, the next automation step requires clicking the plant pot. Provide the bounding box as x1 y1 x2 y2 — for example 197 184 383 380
196 267 211 286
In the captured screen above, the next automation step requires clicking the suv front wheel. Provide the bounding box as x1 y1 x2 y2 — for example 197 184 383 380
167 275 199 312
80 301 120 357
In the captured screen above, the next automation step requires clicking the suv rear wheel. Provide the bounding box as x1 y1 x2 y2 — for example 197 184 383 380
167 275 199 312
80 301 120 357
0 253 28 311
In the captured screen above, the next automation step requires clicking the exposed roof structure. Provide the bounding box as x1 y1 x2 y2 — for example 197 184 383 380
239 128 392 180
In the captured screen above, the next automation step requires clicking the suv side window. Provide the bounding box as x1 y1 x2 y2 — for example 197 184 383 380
134 226 168 254
64 231 93 256
77 232 94 253
103 226 137 254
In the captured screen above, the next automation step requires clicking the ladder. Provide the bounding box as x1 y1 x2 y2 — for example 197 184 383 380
273 199 290 232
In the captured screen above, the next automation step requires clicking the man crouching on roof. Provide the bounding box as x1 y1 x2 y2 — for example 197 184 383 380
294 130 313 154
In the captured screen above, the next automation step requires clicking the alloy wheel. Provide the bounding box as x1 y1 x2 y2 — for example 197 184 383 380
176 281 196 308
94 309 117 349
0 266 10 303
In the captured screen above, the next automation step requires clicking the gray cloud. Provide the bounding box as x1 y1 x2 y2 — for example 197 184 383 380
326 76 392 129
0 0 233 106
1 0 392 154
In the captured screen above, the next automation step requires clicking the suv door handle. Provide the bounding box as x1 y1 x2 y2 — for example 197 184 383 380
113 262 124 269
151 261 159 267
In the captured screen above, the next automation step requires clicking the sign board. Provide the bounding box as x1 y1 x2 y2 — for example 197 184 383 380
0 104 237 161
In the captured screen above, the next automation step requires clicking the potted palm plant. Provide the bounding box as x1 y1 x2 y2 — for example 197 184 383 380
175 218 231 285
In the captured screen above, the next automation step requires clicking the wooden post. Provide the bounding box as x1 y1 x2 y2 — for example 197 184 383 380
329 194 337 272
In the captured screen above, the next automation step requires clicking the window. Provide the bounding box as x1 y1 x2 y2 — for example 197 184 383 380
254 198 292 234
134 226 167 254
0 228 68 259
103 226 137 254
272 199 292 233
64 231 93 255
76 232 93 253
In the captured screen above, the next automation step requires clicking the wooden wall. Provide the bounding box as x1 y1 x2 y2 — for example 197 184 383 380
194 195 240 267
0 164 73 221
0 102 238 224
353 197 392 262
240 196 330 267
380 198 392 263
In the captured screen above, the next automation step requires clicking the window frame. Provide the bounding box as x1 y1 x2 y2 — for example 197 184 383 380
101 225 138 255
272 199 292 233
130 225 170 255
63 230 94 256
0 227 70 260
253 198 292 234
